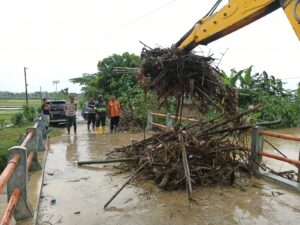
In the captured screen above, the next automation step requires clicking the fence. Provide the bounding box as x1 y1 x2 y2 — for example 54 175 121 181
147 112 300 191
0 117 46 224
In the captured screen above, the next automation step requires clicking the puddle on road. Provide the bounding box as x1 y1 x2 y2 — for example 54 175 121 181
21 124 300 225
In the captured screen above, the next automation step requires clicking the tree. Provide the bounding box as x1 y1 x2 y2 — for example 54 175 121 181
70 52 141 99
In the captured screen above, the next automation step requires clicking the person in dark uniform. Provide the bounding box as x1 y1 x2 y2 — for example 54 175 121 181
41 98 52 130
95 95 107 134
87 96 96 131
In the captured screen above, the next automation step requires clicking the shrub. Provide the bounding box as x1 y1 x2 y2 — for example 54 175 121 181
12 113 25 126
23 105 36 122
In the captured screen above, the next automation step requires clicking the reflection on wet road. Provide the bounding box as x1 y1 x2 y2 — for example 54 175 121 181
34 124 300 225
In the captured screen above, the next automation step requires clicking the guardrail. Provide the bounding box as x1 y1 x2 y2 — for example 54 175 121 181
0 118 46 224
250 126 300 192
146 112 198 131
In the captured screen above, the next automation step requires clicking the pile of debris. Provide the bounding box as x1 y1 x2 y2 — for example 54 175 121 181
103 105 265 208
139 47 237 115
118 107 145 132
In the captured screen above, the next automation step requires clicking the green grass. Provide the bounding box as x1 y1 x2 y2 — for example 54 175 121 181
0 110 22 126
0 124 62 171
0 99 41 107
0 125 28 171
0 114 13 129
0 114 13 121
0 110 22 115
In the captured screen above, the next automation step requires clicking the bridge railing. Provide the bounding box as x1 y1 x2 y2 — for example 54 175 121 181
250 126 300 191
146 112 198 131
0 117 46 225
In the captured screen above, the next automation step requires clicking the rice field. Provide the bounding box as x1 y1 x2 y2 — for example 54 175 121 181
0 99 41 107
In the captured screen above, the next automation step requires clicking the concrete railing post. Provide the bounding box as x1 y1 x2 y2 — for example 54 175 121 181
35 118 46 140
7 146 33 221
35 117 47 140
146 112 153 131
166 113 173 131
25 127 44 171
36 119 46 150
250 126 263 175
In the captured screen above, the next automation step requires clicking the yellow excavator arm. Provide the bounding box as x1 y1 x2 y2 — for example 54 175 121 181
175 0 300 52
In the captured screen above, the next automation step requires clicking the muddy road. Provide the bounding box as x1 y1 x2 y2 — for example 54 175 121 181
20 124 300 224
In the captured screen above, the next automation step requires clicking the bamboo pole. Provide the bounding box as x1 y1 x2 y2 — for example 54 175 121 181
179 134 193 201
104 162 149 209
77 158 132 166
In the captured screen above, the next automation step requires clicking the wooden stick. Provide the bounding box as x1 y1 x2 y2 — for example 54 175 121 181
104 161 149 209
195 86 223 113
77 158 132 166
195 104 265 137
200 120 281 137
179 133 193 200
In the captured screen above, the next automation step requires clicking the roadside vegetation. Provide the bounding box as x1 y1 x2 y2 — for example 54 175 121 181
0 99 40 127
222 66 299 127
0 125 28 171
0 104 62 169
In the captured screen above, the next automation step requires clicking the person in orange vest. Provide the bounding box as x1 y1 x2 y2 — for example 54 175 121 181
107 95 121 133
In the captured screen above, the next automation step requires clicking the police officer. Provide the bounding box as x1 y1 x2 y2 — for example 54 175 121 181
87 96 96 131
95 95 107 134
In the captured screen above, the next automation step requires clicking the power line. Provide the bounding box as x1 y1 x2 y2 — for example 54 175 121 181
102 0 177 38
282 76 300 80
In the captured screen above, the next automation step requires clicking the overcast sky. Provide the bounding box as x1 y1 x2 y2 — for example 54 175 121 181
1 0 299 93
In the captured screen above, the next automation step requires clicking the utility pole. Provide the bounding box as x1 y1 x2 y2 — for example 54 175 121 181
40 86 43 104
24 67 28 105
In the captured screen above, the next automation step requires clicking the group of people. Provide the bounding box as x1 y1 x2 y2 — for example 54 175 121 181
86 95 121 134
41 96 77 135
41 95 121 135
